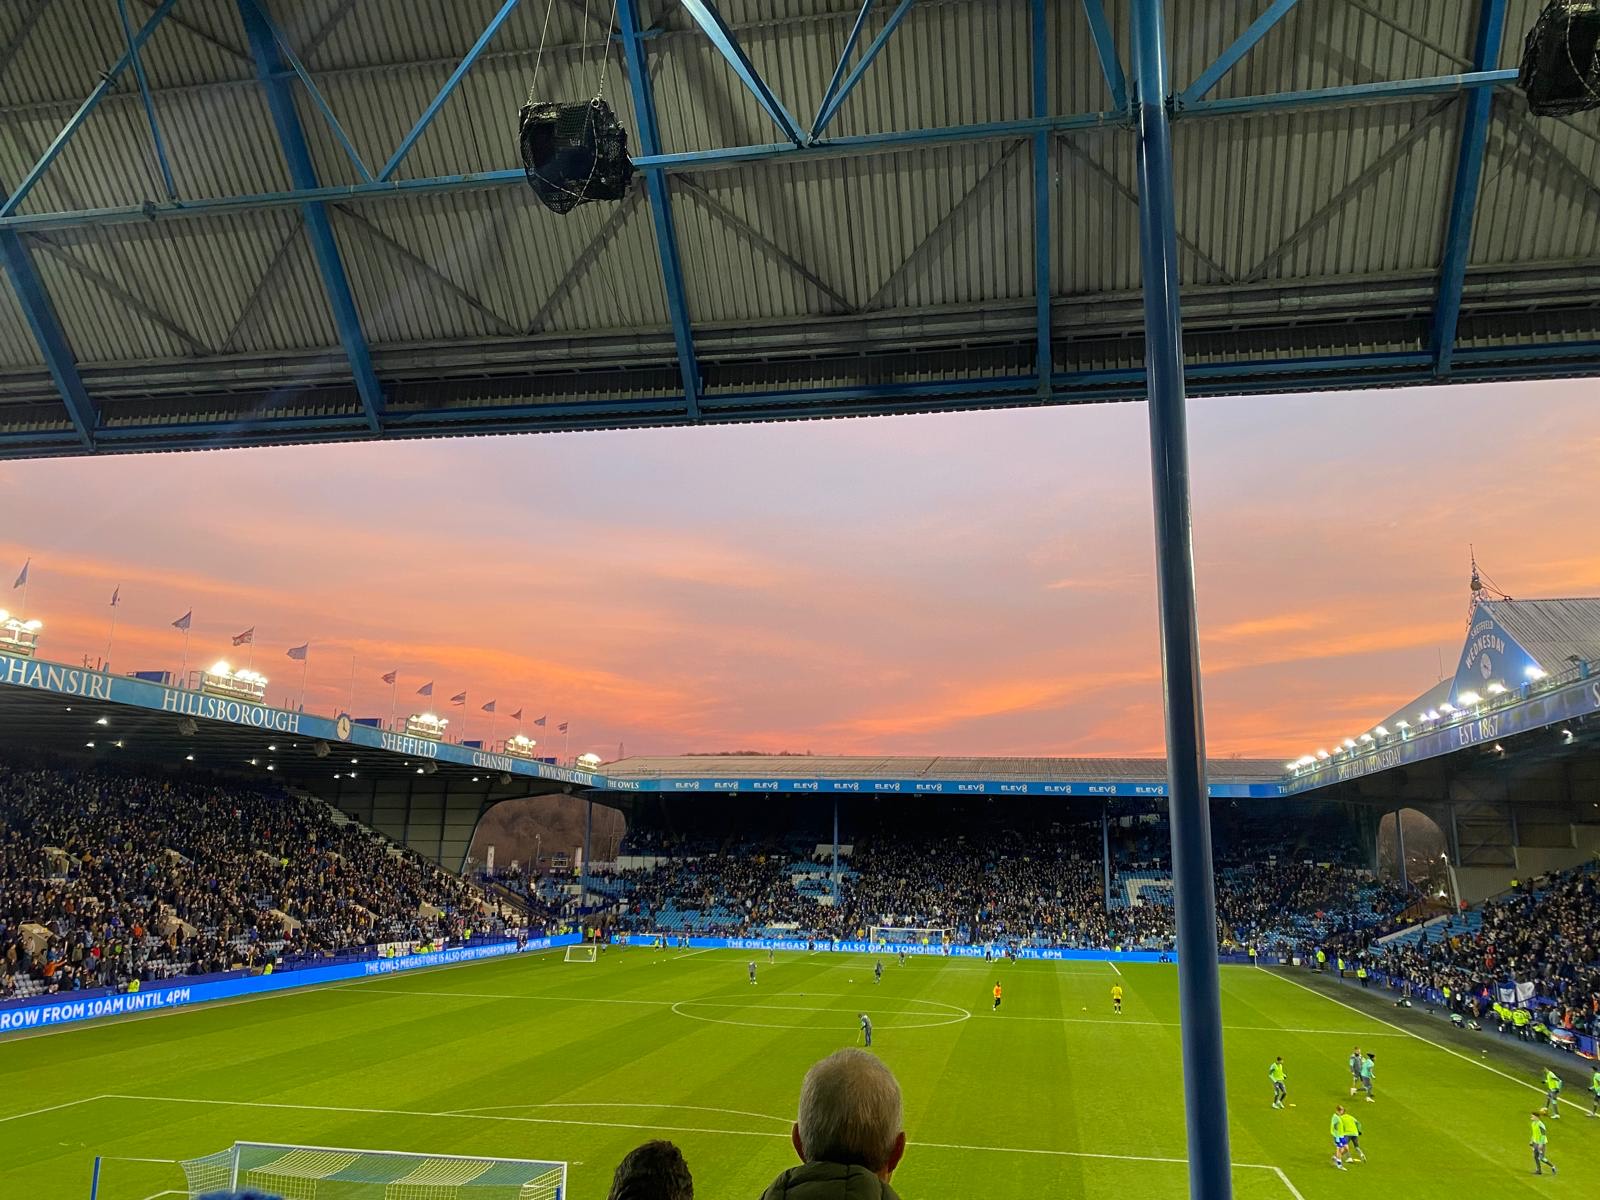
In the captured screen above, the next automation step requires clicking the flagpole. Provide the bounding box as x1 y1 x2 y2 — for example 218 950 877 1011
179 619 191 687
298 655 309 711
489 708 498 747
104 594 119 671
245 632 255 673
564 724 570 765
390 673 398 730
346 655 356 716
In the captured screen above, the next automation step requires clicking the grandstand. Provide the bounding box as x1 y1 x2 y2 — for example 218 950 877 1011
3 3 1600 1200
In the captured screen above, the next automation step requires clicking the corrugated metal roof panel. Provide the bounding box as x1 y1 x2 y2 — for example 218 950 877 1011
1173 0 1476 104
1472 102 1600 269
0 271 45 369
1490 599 1600 672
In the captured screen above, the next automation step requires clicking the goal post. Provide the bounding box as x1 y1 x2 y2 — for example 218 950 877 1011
564 944 598 962
175 1142 567 1200
868 926 948 947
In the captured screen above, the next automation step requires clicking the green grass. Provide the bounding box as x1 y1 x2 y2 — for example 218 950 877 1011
2 949 1595 1199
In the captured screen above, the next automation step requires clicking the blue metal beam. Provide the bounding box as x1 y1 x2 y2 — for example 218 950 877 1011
0 61 1527 236
1180 68 1516 118
679 0 806 145
237 0 384 434
1431 0 1508 376
1080 0 1128 111
1 0 178 217
248 0 373 181
812 1 878 139
378 0 523 182
0 215 97 448
1133 4 1232 1200
619 0 701 419
812 0 918 139
116 0 178 201
1031 0 1051 398
1176 0 1303 109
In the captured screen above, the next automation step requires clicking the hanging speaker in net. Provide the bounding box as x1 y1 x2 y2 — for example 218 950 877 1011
519 98 635 214
1519 0 1600 115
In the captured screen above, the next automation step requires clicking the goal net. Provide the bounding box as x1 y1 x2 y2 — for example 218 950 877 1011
564 944 598 962
178 1142 566 1200
868 926 948 947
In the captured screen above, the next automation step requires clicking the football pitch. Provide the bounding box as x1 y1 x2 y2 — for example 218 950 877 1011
3 949 1594 1200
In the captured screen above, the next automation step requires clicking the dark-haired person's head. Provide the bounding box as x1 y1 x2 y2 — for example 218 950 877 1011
608 1139 693 1200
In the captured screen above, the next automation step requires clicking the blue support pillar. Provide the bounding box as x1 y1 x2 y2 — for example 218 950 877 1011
1031 0 1052 398
237 0 384 434
0 185 97 447
1395 809 1407 890
583 797 594 907
619 0 702 419
832 798 841 905
1131 4 1231 1199
1101 806 1112 912
1431 0 1507 376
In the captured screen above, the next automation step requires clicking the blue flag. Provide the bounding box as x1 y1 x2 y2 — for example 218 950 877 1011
417 681 433 697
286 643 309 661
481 700 496 713
109 587 120 607
12 559 28 589
558 722 569 734
533 715 547 727
172 610 192 631
450 691 468 706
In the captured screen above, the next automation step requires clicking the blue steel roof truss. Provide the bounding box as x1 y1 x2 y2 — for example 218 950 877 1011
237 0 385 435
0 3 1589 456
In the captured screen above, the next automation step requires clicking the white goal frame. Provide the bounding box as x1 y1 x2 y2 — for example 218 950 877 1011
564 944 598 962
176 1140 567 1200
868 926 948 946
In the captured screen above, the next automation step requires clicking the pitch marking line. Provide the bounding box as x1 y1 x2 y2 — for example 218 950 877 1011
1258 967 1580 1105
82 1094 1302 1192
353 984 1407 1039
0 1094 107 1124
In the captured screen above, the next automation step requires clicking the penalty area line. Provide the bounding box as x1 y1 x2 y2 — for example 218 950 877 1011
0 1094 107 1124
94 1093 1300 1180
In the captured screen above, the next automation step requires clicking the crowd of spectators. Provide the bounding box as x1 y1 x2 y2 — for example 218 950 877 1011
596 821 1403 952
0 760 503 999
1333 866 1600 1037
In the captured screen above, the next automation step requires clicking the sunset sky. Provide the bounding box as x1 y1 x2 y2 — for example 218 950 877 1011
3 379 1596 762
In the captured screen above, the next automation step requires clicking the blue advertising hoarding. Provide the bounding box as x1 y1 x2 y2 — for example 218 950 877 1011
610 932 1175 962
600 776 1284 798
0 934 581 1034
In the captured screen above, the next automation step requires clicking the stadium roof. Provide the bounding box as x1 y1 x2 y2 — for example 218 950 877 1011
1288 595 1600 795
1 1 1596 457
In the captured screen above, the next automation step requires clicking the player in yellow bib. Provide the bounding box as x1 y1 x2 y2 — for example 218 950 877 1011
1111 983 1124 1014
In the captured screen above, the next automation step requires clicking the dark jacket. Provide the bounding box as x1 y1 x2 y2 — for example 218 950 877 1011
760 1162 903 1200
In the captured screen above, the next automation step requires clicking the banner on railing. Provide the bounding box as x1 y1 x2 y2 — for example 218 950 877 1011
609 932 1173 963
